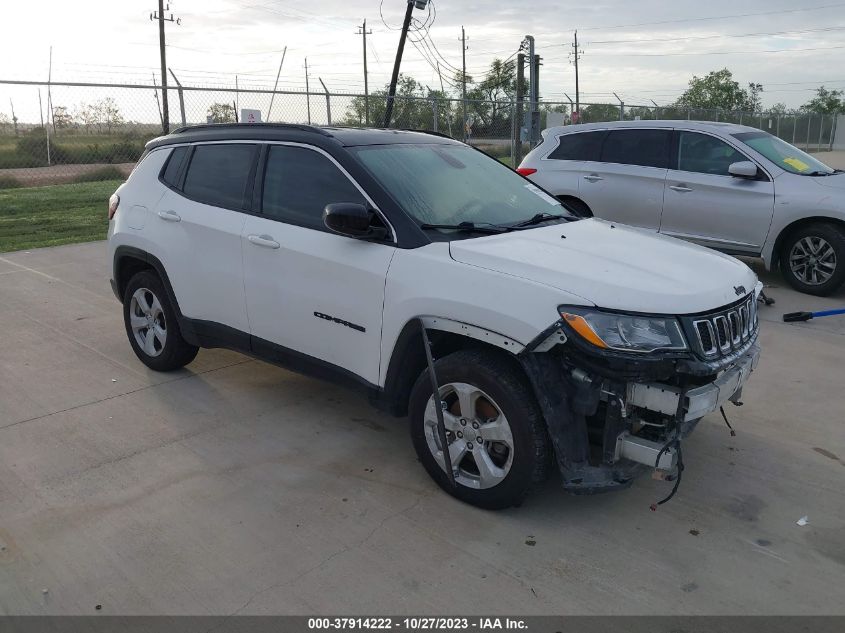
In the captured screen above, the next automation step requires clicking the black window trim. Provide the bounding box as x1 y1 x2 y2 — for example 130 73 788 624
175 141 261 212
672 128 771 182
157 144 191 192
256 140 397 244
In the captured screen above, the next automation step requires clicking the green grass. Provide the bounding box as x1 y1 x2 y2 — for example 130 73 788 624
0 179 122 252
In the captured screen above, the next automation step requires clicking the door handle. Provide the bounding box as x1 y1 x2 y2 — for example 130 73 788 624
669 185 693 193
248 234 281 250
157 210 181 222
583 174 603 182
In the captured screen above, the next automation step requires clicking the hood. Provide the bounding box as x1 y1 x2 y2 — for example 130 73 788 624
449 219 758 314
810 171 845 191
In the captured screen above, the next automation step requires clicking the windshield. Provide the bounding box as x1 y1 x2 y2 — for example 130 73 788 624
733 131 835 175
350 143 569 231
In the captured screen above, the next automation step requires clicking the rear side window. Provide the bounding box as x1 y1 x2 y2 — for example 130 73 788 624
183 144 256 209
161 146 188 188
677 132 745 176
262 145 366 231
600 129 670 168
548 131 605 161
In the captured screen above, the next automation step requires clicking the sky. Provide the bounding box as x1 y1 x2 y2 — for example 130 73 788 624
1 0 845 123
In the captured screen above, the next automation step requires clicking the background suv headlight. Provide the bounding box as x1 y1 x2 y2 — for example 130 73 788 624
560 307 688 353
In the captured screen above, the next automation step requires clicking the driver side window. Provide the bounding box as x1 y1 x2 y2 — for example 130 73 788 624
262 145 366 231
677 132 745 176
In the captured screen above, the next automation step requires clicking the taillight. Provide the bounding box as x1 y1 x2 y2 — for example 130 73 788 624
108 193 120 220
516 167 537 176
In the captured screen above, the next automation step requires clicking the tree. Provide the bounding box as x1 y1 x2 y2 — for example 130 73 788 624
93 98 124 134
580 103 622 123
342 75 444 129
0 112 11 135
800 86 844 114
75 103 99 134
52 106 74 130
207 102 237 124
768 102 790 115
675 69 763 112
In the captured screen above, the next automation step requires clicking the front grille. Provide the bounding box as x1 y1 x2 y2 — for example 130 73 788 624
687 295 758 359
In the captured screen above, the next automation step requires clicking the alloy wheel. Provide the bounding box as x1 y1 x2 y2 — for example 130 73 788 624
790 236 837 286
423 382 515 490
129 287 167 357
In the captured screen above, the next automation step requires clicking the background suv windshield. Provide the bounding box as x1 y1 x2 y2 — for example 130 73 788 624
351 143 567 228
733 131 834 175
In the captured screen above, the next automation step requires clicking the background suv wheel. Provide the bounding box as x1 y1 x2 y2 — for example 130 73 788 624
780 222 845 296
409 349 550 510
123 270 199 371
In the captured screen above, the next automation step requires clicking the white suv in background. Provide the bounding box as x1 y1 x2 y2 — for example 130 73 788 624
108 123 761 509
518 121 845 296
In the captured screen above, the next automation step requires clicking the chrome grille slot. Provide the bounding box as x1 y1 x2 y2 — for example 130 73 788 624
728 311 742 345
694 320 717 355
687 294 759 359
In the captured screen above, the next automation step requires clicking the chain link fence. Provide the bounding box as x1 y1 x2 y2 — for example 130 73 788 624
0 79 840 191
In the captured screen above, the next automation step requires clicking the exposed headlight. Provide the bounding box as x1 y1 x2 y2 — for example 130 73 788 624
559 308 688 353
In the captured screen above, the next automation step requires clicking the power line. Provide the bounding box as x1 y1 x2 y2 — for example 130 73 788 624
574 2 845 32
585 25 845 45
583 43 845 57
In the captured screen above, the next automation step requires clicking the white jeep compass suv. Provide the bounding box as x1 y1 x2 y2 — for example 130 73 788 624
108 124 761 509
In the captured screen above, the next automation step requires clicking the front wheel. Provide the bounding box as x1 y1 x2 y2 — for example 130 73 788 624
780 223 845 296
409 350 550 510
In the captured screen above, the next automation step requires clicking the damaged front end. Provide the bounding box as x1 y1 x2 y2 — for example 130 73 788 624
519 294 761 497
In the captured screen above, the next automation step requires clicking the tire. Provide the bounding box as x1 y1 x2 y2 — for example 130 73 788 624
123 270 199 371
409 349 550 510
780 223 845 296
558 197 592 218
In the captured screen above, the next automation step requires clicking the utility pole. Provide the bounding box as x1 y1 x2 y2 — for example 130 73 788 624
533 54 542 145
384 1 429 129
571 31 582 122
267 46 288 121
461 26 468 141
9 98 18 136
524 36 538 146
304 57 311 125
150 1 180 134
357 20 372 125
515 53 525 165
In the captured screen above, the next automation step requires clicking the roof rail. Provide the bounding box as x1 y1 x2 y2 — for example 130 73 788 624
170 122 334 137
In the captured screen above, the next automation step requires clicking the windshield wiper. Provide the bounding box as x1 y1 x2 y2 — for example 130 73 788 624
806 170 835 176
510 212 570 228
419 221 511 234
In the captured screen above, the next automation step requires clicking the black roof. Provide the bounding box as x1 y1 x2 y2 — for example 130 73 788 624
146 123 462 151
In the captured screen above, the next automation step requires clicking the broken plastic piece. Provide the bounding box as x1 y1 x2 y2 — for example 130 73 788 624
796 516 809 526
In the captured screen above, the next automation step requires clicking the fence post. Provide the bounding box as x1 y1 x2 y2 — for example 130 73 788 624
168 69 187 127
430 96 438 132
807 116 812 151
318 78 331 126
510 100 516 166
687 108 690 120
776 115 781 138
792 114 797 146
818 114 824 152
830 113 839 151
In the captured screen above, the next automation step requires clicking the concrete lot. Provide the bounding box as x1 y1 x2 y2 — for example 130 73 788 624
0 242 843 616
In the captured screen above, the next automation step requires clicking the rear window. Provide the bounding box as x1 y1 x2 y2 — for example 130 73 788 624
600 129 670 168
548 131 606 161
182 144 256 209
161 146 188 188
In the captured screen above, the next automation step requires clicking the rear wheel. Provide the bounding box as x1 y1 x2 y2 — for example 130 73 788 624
409 350 550 510
123 271 199 371
780 223 845 296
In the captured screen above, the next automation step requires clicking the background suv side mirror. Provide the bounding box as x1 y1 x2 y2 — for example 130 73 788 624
728 161 759 179
323 203 388 241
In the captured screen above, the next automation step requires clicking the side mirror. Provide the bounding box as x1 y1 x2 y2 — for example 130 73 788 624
729 161 759 179
323 203 388 240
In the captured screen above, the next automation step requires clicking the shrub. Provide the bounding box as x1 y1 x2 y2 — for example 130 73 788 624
71 166 125 183
0 175 22 189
